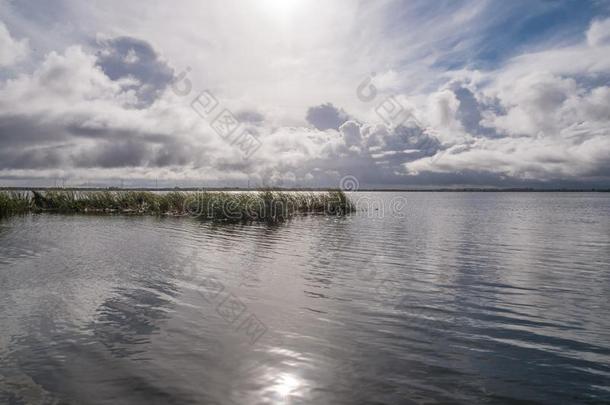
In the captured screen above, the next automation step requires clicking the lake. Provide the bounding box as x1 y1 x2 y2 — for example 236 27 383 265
1 192 609 404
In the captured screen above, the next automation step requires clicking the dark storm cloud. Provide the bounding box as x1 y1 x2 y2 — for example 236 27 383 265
454 87 487 135
214 159 256 173
346 122 441 165
0 113 199 170
451 86 503 138
72 137 204 169
151 143 195 167
70 141 202 169
6 0 69 26
0 113 172 146
65 123 172 144
0 115 69 146
306 103 351 131
236 110 265 125
0 147 64 169
0 114 72 169
95 36 173 108
298 121 446 187
384 125 441 156
73 140 151 168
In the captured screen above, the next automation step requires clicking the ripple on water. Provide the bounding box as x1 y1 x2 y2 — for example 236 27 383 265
1 193 609 404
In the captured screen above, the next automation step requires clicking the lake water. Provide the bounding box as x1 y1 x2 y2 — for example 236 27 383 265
1 192 609 404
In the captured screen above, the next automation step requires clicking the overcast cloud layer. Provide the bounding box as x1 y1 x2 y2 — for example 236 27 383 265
0 0 609 188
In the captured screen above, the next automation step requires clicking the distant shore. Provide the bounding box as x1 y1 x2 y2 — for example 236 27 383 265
1 187 608 193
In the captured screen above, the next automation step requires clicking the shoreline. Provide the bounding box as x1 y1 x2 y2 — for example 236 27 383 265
1 187 609 193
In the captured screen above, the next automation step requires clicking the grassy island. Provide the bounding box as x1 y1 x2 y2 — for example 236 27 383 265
0 190 355 222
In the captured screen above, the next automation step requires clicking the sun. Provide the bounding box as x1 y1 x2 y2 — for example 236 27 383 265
260 0 303 21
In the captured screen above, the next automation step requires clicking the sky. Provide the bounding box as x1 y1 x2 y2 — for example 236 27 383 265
0 0 609 189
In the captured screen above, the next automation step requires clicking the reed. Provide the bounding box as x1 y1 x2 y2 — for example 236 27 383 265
195 190 354 222
0 192 33 219
8 189 356 222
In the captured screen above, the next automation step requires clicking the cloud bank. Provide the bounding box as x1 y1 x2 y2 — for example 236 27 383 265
0 0 609 188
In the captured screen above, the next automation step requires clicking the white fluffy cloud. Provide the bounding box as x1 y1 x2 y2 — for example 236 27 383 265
427 89 463 134
587 18 610 47
0 21 28 67
403 18 610 185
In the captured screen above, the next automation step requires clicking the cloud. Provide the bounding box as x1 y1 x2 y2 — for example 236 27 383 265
406 132 610 182
339 120 361 148
236 110 265 125
390 15 610 187
405 29 610 184
0 21 28 67
0 43 218 176
95 36 174 108
482 72 580 137
587 17 610 47
306 103 351 131
427 89 462 132
453 86 498 138
0 2 609 188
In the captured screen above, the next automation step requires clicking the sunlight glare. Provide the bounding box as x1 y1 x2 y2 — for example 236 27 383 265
260 0 303 21
271 372 302 402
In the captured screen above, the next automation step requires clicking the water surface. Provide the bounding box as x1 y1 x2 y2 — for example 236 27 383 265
1 192 609 404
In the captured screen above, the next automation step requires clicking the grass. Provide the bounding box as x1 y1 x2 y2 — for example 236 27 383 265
0 190 355 223
0 192 33 219
196 190 354 222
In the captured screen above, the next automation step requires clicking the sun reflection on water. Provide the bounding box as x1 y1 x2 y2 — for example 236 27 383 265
269 372 303 404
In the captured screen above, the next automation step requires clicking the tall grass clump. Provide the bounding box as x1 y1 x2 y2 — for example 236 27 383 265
26 189 355 222
195 189 355 222
0 192 32 219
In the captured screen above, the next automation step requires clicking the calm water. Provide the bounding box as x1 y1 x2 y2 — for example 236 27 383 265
1 193 609 404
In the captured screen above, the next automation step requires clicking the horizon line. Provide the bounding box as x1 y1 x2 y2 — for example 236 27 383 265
2 187 609 193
